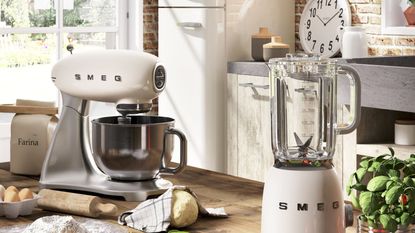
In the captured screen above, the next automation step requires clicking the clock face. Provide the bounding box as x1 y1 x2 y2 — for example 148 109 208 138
299 0 351 58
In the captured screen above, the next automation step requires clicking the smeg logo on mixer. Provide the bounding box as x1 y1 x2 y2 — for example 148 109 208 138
278 201 339 212
73 74 122 82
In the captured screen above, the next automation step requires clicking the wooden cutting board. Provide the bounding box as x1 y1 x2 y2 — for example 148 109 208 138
0 104 58 115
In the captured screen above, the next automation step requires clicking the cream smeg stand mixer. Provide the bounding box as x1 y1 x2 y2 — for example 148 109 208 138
261 55 360 233
40 50 187 201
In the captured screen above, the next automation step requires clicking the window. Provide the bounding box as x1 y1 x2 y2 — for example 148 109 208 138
0 0 142 103
0 0 143 162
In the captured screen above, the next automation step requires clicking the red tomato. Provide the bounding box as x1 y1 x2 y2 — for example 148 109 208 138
400 194 408 206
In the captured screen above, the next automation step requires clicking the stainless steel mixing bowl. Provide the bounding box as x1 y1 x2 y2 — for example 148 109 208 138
91 115 187 181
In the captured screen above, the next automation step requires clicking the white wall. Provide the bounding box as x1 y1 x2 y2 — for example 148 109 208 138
226 0 295 61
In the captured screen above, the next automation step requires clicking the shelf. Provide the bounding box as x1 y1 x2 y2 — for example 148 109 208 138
381 0 415 35
356 143 415 159
382 26 415 36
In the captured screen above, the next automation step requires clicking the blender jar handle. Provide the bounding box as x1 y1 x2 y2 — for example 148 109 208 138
160 127 187 175
336 65 362 135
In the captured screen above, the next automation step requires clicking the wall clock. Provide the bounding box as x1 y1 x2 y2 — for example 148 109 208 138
299 0 352 58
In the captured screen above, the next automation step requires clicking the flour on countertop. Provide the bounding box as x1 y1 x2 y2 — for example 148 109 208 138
0 215 127 233
22 216 88 233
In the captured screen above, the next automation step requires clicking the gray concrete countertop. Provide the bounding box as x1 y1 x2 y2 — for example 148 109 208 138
227 61 269 77
227 56 415 77
228 56 415 113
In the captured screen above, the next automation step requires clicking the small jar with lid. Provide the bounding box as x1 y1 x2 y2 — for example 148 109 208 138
395 120 415 146
251 27 274 61
262 36 290 62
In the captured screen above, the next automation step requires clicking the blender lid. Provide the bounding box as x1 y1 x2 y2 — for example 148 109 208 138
269 53 337 65
268 53 337 82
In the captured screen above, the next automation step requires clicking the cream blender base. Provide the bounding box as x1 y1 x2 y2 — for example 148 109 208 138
262 167 345 232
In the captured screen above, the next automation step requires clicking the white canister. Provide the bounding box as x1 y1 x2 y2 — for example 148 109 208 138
340 26 368 59
395 120 415 146
10 114 58 175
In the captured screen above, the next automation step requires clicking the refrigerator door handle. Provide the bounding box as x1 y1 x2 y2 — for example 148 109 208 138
177 22 203 28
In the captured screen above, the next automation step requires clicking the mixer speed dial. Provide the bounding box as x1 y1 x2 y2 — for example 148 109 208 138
154 64 166 92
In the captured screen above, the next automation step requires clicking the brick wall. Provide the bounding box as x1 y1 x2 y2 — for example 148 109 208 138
143 0 159 113
143 0 158 56
295 0 415 56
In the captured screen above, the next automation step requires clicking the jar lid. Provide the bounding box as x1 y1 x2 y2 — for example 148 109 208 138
252 27 274 39
263 36 290 49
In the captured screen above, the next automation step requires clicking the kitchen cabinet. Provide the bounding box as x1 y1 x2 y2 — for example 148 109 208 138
227 74 274 181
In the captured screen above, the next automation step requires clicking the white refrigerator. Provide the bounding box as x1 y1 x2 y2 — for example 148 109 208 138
158 0 226 172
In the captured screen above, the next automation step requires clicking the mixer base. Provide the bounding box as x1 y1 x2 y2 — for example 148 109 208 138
40 172 172 201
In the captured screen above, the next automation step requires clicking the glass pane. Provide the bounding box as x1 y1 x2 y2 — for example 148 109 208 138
62 32 116 56
0 0 56 28
63 0 117 27
0 33 58 104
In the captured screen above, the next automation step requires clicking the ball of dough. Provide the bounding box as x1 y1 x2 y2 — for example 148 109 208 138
19 188 33 200
0 185 5 201
171 190 199 228
4 190 19 202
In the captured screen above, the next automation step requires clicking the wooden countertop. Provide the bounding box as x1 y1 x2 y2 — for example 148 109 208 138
0 163 263 232
0 163 361 232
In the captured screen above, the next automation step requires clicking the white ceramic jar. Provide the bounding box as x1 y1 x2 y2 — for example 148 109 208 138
395 120 415 146
341 26 368 59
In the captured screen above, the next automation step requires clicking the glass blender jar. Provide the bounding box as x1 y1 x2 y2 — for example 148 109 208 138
261 54 360 233
271 54 361 166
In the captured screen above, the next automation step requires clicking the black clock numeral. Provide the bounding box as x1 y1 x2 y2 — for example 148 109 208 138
309 8 317 17
307 19 311 29
334 0 338 9
341 19 345 26
336 35 339 42
325 0 332 6
307 31 312 41
320 43 325 53
317 0 323 9
339 8 343 18
328 41 333 51
312 40 317 50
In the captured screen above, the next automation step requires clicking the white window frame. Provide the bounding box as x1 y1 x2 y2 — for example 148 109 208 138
0 0 143 58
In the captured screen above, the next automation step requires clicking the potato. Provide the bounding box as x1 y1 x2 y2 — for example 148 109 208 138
18 188 33 200
4 190 19 202
171 190 199 228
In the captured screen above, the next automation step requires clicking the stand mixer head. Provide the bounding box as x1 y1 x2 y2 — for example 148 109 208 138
51 50 166 115
40 50 187 201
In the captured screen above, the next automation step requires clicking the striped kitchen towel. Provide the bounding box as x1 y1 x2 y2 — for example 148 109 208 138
118 186 227 233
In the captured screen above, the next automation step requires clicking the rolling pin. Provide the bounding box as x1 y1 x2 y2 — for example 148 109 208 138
37 189 118 218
